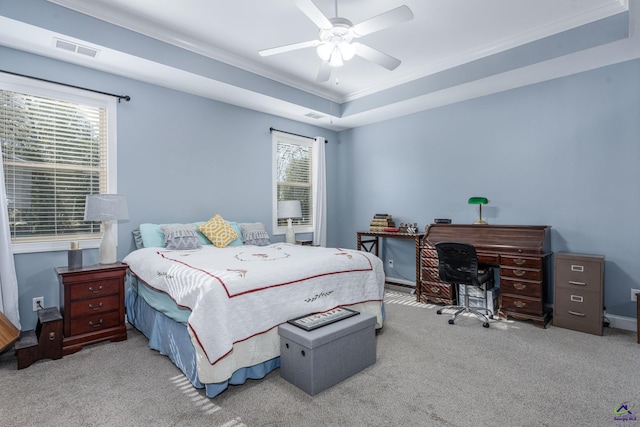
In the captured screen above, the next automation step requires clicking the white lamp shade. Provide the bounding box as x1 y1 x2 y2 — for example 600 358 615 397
84 194 128 264
277 200 302 219
84 194 129 221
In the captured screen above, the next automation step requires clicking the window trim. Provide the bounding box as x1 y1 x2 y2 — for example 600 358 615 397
1 72 118 254
272 131 314 236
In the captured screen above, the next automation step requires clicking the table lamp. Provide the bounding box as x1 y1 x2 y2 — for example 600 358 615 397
84 194 129 264
468 197 489 225
278 200 302 244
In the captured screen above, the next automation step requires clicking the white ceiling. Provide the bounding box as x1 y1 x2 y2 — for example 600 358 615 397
47 0 628 101
1 0 638 130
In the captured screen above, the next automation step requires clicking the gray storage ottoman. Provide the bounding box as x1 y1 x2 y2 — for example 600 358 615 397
278 311 377 395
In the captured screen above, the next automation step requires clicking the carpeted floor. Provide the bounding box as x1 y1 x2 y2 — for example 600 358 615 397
1 290 638 427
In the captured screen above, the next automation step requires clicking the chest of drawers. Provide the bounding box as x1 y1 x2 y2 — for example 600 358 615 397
553 253 604 335
419 241 455 305
56 263 128 355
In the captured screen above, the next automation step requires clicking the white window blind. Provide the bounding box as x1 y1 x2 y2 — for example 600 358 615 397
1 86 110 249
272 131 313 233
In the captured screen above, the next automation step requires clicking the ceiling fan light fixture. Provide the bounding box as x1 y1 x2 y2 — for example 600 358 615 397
316 43 333 61
329 48 343 67
339 42 355 60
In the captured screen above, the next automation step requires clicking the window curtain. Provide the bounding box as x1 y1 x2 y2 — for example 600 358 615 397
312 137 327 246
0 159 21 328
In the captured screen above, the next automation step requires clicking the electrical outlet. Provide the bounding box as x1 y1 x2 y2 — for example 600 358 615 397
631 289 640 302
388 259 393 268
32 296 44 311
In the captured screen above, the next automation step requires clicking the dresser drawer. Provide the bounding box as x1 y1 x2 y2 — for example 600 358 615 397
500 266 543 281
421 281 454 300
554 288 602 323
501 255 542 269
420 247 437 258
555 259 603 293
421 256 439 268
69 294 120 318
501 294 543 316
421 267 442 283
68 279 120 301
69 310 121 336
500 277 542 298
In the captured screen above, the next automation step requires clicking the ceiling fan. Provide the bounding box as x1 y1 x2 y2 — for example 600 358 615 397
258 0 414 82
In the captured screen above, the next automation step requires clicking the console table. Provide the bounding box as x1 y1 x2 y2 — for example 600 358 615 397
423 224 552 328
357 231 424 291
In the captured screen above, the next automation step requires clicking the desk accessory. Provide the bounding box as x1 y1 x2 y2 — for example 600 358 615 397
468 197 489 224
434 218 451 224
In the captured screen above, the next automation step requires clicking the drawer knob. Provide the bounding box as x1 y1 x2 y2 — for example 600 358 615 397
88 302 104 310
513 270 525 277
514 258 526 266
568 281 586 286
514 300 526 308
88 285 104 293
513 283 526 291
432 287 440 293
89 319 104 328
568 310 586 317
571 265 584 272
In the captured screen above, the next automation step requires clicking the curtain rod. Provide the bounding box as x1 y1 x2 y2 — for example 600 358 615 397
1 69 131 103
269 127 328 143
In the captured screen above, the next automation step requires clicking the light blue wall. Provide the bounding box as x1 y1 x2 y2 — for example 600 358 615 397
2 0 639 328
335 58 640 318
2 45 337 329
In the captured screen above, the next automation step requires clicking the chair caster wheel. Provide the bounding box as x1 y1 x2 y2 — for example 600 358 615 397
483 322 490 328
489 315 494 320
437 309 443 315
448 319 455 325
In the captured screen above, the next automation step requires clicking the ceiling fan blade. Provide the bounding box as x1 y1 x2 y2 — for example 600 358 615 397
259 40 320 57
352 5 414 37
294 0 332 30
353 42 401 70
316 60 332 82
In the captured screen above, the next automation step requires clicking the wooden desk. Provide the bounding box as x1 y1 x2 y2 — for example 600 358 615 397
357 231 424 291
424 224 552 328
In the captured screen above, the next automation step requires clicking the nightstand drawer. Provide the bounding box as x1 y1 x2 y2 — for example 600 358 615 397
69 294 120 318
69 310 121 336
68 279 120 301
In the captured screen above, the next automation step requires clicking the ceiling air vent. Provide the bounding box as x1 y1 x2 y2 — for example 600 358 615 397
304 112 325 120
54 38 99 58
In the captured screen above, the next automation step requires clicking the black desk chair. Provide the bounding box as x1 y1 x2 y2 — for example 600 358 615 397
434 242 495 328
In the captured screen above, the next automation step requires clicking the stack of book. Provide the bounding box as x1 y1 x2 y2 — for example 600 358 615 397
370 214 398 232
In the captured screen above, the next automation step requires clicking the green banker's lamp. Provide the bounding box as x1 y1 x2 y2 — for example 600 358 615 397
468 197 489 225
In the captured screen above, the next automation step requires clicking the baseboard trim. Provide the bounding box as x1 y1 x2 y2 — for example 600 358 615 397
604 313 637 332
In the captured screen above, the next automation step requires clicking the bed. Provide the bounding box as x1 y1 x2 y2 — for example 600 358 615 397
123 218 385 398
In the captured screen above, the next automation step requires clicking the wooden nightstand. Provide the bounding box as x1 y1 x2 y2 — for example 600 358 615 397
56 263 128 356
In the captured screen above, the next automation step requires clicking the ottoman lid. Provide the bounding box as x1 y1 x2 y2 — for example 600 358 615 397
278 311 376 349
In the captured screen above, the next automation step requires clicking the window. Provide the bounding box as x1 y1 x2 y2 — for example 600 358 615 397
272 131 313 234
1 73 117 253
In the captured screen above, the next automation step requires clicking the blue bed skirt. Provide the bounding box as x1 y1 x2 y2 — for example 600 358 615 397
125 288 280 398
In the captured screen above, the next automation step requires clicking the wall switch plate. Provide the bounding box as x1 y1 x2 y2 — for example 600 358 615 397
631 289 640 302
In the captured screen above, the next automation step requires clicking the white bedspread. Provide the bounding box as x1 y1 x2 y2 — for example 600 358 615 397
123 243 385 366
